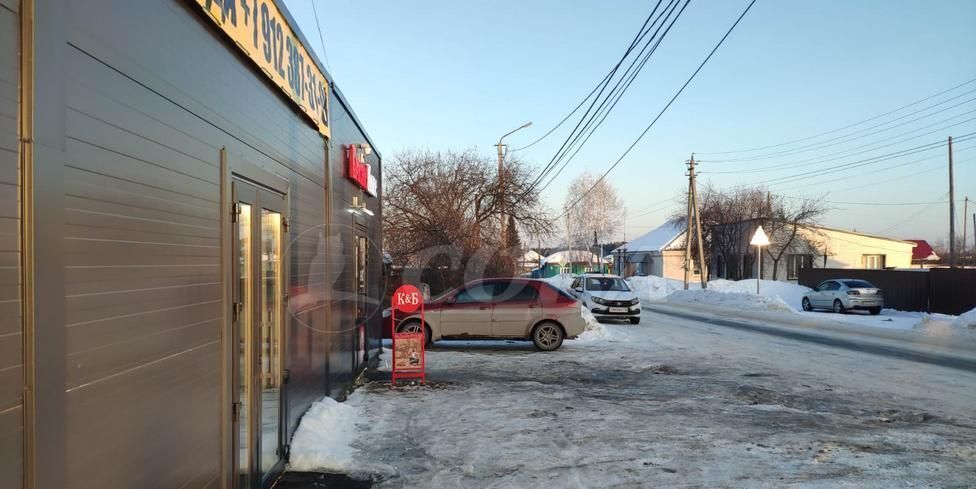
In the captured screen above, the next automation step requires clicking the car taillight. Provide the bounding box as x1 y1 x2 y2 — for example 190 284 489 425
847 290 860 295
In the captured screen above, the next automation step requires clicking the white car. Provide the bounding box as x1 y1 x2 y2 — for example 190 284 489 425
570 274 641 324
802 279 884 315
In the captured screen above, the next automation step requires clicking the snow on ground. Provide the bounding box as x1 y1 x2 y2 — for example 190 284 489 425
668 288 799 314
288 316 976 488
955 308 976 329
289 396 363 473
626 275 974 335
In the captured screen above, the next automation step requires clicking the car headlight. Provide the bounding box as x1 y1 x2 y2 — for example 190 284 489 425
629 298 640 306
592 296 608 305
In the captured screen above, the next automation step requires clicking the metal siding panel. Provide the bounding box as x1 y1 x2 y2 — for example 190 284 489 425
0 4 21 486
0 405 23 485
64 342 220 489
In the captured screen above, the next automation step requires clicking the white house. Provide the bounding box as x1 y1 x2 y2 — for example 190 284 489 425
710 219 916 282
611 222 700 280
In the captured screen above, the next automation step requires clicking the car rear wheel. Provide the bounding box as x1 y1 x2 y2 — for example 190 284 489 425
532 322 564 351
869 307 882 315
397 319 432 346
801 297 813 311
832 299 846 314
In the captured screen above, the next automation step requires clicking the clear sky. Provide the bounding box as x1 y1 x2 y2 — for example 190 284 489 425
283 0 976 245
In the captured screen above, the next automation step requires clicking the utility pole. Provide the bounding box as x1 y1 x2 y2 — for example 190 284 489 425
496 122 532 249
963 197 969 265
684 154 708 289
948 136 956 267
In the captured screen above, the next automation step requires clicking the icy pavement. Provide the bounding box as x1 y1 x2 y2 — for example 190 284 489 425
290 311 976 488
626 275 975 336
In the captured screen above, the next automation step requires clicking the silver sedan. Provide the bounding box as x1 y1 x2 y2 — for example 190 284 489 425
801 279 884 315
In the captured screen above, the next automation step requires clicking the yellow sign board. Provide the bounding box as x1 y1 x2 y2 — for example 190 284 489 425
192 0 330 138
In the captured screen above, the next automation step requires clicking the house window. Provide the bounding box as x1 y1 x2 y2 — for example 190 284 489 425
861 254 886 269
786 254 813 280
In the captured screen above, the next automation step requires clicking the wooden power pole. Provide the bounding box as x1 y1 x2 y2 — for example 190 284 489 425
949 136 956 267
684 154 707 289
963 196 969 265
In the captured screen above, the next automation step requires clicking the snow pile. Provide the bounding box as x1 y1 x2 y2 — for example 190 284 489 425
577 307 608 341
667 288 799 314
653 278 809 314
626 275 691 302
289 396 363 473
705 279 810 310
541 273 575 291
954 308 976 330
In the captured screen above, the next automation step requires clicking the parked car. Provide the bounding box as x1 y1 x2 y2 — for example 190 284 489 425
569 274 641 324
394 279 585 351
802 279 884 315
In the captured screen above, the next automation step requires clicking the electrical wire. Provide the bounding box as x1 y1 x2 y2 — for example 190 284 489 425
752 132 976 187
523 0 682 195
701 93 976 164
551 0 759 224
702 113 976 174
536 0 692 193
697 76 976 155
510 1 665 153
310 1 331 73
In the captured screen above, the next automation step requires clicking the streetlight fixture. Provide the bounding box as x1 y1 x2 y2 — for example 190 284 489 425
750 225 770 294
496 122 532 244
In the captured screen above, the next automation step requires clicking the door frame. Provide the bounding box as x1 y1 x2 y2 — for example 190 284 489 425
222 154 290 489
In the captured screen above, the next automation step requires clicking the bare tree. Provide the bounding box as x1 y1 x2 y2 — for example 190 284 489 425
563 172 624 248
763 197 827 280
671 184 825 280
383 149 552 284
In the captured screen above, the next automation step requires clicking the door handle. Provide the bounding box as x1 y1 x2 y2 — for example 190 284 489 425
479 305 490 310
528 304 540 309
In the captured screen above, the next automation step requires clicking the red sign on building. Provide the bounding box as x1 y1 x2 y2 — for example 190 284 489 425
346 144 369 190
390 284 425 385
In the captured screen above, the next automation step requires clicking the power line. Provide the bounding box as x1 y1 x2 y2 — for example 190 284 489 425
510 1 666 153
551 0 758 224
751 132 976 187
877 192 950 234
310 1 331 73
524 0 684 195
698 76 976 155
701 93 976 164
702 113 976 175
536 0 692 193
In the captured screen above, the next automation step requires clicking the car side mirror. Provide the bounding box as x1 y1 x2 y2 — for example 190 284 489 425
573 287 583 293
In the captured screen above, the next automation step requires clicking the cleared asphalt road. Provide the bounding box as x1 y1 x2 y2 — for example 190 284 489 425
319 309 976 488
643 303 976 373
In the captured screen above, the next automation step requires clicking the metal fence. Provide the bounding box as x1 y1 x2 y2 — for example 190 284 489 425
797 268 976 315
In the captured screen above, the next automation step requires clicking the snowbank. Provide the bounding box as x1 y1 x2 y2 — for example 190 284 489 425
577 307 609 341
541 273 575 291
954 308 976 330
626 275 691 302
668 288 799 314
289 396 363 473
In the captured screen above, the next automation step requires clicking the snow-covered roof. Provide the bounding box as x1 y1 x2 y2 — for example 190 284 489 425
542 250 600 265
613 222 685 253
521 250 541 262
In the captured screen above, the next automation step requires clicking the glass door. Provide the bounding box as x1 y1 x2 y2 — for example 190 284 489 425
233 180 286 489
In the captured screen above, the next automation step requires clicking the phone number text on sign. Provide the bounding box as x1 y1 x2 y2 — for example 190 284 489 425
194 0 331 138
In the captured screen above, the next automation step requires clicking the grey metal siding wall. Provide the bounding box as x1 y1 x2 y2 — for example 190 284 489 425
0 1 22 486
56 0 332 486
326 93 383 397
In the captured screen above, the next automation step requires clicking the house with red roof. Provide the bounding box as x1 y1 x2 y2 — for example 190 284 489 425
906 239 941 267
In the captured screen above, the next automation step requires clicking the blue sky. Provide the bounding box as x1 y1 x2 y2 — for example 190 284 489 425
284 0 976 244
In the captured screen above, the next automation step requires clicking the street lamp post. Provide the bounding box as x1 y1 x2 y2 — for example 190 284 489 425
496 122 532 244
750 226 770 295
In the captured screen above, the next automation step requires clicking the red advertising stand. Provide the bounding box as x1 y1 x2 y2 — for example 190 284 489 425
391 284 425 385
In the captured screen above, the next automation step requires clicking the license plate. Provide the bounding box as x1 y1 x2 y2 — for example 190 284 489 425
609 307 628 313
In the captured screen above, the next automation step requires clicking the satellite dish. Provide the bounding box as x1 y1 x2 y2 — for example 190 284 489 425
750 226 770 246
